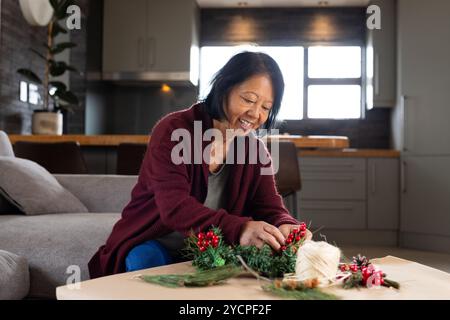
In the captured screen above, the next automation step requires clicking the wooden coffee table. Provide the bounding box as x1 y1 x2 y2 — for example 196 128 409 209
56 256 450 300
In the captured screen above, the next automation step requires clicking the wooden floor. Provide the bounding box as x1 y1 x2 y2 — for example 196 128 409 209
341 246 450 273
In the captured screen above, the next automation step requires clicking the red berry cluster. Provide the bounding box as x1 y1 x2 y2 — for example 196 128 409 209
196 230 220 252
280 222 308 251
339 263 385 286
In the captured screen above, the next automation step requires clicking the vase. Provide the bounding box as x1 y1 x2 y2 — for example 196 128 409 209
32 110 63 135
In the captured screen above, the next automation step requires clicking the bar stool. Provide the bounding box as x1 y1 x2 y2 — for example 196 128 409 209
14 141 88 174
267 140 302 217
116 143 147 175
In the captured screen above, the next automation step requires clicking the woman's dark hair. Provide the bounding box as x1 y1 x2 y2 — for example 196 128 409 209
204 51 284 130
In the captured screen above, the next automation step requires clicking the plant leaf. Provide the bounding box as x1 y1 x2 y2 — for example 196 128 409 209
66 65 80 73
49 81 67 92
49 61 68 76
54 89 79 105
262 284 338 300
29 48 47 61
49 0 60 11
17 69 42 84
50 42 76 55
51 22 67 37
53 103 75 114
54 0 74 20
49 60 81 76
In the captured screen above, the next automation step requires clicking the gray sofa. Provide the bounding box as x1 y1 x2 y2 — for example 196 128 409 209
0 174 137 299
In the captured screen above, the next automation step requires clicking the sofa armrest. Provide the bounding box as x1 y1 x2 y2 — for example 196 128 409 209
54 174 138 213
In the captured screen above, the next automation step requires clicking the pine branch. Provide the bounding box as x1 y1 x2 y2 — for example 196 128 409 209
139 265 244 288
236 255 271 283
262 284 338 300
383 278 400 289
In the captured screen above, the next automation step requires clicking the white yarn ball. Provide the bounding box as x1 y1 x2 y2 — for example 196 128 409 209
295 240 341 285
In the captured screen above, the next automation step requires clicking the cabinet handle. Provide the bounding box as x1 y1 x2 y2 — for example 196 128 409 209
302 177 355 182
401 160 407 193
401 95 408 152
147 37 156 69
301 206 354 211
371 163 376 194
374 52 380 96
303 163 356 169
137 38 144 69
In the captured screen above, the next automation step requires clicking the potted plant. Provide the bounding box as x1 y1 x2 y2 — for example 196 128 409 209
17 0 80 135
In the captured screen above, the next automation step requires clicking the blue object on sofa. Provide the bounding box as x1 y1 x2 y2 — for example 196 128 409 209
125 240 173 272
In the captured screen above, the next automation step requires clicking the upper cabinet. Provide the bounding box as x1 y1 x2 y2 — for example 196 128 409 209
103 0 200 85
392 0 450 154
366 0 396 109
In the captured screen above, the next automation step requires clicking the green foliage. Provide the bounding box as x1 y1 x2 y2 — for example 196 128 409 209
16 0 79 112
140 265 245 288
262 284 338 300
50 42 77 55
17 69 42 84
183 227 303 278
343 271 364 289
50 0 74 20
50 22 68 37
234 245 298 278
49 81 67 91
383 278 400 290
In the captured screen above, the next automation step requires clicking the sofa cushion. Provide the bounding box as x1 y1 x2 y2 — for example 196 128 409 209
0 131 14 157
0 156 88 215
54 174 136 213
0 213 120 299
0 250 30 300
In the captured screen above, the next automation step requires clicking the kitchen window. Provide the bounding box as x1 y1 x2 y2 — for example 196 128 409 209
199 45 363 120
306 46 363 119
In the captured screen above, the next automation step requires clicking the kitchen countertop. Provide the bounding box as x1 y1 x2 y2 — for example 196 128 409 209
9 135 399 157
299 148 400 158
9 134 350 149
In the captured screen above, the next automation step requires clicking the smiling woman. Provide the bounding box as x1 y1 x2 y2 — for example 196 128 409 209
88 52 310 278
204 51 284 131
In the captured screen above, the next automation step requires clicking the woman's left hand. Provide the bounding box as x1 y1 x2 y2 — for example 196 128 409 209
278 224 313 241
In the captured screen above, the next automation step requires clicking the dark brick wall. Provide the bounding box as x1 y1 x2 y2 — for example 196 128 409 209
0 0 88 134
67 0 88 134
201 7 366 46
0 0 47 133
280 107 392 149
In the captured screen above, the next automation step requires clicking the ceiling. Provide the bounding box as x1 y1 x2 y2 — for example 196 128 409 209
196 0 370 8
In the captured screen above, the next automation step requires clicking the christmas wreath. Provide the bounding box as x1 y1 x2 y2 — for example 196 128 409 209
139 224 399 299
182 224 307 278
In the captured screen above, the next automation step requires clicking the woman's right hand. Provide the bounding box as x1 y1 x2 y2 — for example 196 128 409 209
239 221 286 251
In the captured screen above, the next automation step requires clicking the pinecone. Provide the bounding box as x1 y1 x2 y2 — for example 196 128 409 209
352 254 369 267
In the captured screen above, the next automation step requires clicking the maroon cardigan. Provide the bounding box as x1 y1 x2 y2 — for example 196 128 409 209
88 103 299 278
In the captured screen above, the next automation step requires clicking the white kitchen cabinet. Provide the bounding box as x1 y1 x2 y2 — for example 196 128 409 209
299 200 366 230
103 0 147 73
367 158 399 230
300 171 366 200
392 0 450 154
391 0 450 253
296 156 400 234
400 156 450 238
297 157 366 229
366 0 396 108
103 0 199 84
146 0 199 75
